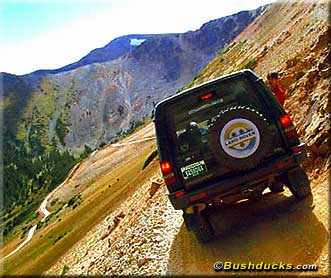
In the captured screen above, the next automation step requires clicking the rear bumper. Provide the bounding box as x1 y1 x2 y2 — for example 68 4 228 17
168 149 306 210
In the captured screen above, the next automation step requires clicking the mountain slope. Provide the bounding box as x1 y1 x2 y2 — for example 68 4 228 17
185 0 329 160
48 0 329 275
2 5 267 152
2 1 329 275
0 5 267 247
31 34 164 75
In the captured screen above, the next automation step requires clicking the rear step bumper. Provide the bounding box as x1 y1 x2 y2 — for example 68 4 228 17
169 150 305 210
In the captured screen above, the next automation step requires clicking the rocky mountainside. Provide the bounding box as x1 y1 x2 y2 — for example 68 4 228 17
1 5 267 153
0 5 267 245
31 34 162 75
2 1 330 275
47 1 330 275
185 0 329 174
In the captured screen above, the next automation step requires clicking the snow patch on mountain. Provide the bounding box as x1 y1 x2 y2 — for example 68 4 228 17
130 38 146 46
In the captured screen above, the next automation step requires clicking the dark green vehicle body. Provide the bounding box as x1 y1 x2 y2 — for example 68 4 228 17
154 70 311 242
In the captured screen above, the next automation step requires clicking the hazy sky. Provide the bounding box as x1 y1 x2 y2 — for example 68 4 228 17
1 0 276 75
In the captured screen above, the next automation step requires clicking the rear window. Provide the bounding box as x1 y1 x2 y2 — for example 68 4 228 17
171 78 259 136
164 77 263 165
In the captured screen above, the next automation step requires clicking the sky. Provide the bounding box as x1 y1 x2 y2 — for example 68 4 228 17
0 0 276 75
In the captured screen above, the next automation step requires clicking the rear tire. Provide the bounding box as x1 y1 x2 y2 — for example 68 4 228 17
290 185 312 199
285 167 312 199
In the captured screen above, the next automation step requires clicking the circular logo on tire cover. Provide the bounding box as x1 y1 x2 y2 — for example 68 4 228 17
220 118 260 159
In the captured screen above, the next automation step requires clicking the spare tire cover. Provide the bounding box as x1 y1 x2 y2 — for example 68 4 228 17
208 106 271 171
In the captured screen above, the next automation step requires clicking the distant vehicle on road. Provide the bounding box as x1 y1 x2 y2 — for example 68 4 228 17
154 69 311 243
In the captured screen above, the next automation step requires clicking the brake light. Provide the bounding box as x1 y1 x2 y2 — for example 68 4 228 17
292 146 303 153
279 115 292 128
160 161 176 185
200 92 213 101
279 115 297 138
161 161 171 173
175 191 185 198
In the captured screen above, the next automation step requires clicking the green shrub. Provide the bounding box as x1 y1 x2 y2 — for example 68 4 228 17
242 57 258 70
61 265 70 276
99 142 107 149
53 231 68 245
50 198 58 207
67 194 82 209
55 118 68 146
80 145 92 159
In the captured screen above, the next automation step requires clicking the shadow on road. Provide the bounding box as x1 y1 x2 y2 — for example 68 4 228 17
167 192 328 276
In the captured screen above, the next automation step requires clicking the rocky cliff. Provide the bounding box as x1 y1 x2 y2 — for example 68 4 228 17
186 0 329 175
2 1 330 275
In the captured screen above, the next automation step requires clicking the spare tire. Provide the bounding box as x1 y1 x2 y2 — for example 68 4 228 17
208 106 271 171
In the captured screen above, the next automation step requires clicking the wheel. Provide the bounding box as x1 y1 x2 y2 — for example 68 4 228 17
269 182 284 193
291 185 312 199
285 167 312 199
183 211 214 243
208 106 271 171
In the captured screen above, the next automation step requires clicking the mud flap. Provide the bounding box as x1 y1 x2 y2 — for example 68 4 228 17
183 211 195 231
183 210 214 243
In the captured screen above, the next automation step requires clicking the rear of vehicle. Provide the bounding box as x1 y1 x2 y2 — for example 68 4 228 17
154 70 311 242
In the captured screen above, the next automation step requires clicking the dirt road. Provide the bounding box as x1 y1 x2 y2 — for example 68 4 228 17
2 225 38 260
1 122 157 270
112 136 156 147
2 161 83 261
40 163 82 220
167 171 329 276
46 123 156 206
48 123 329 276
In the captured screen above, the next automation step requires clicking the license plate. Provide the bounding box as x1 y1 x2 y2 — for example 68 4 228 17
181 160 208 180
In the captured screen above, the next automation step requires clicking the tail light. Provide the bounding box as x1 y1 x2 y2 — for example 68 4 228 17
279 115 297 138
160 161 176 186
292 146 303 153
279 115 292 127
199 92 214 101
175 191 185 198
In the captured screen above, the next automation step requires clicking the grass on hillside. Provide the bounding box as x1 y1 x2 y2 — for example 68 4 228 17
2 140 159 275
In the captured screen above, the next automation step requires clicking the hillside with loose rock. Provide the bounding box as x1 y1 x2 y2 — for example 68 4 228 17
2 0 329 276
46 0 329 276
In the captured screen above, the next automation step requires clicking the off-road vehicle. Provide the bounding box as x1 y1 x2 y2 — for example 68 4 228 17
154 69 311 243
